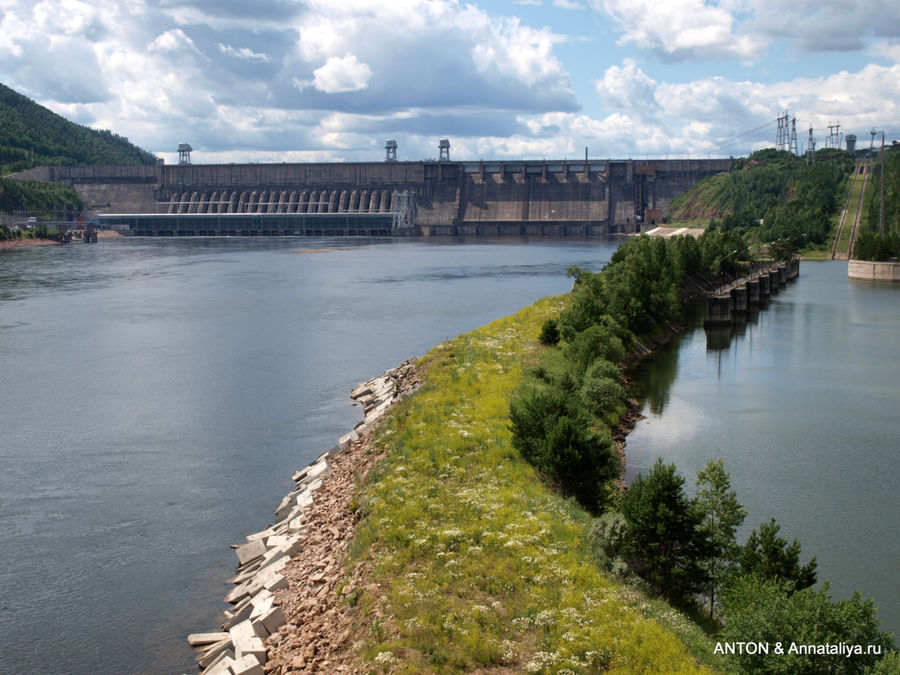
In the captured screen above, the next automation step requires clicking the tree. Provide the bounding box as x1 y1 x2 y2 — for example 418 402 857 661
720 575 895 674
620 458 712 601
538 318 560 346
508 388 619 513
739 518 817 592
694 459 746 617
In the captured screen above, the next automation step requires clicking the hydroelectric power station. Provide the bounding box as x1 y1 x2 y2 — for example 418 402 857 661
13 141 731 236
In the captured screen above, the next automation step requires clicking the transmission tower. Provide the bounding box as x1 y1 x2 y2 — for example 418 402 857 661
789 118 799 155
870 128 877 155
775 111 790 150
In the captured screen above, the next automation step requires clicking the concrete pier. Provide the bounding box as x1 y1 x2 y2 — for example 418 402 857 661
704 259 798 326
746 278 760 304
705 294 733 325
731 285 748 314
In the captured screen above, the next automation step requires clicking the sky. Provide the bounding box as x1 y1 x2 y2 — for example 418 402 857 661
1 0 899 164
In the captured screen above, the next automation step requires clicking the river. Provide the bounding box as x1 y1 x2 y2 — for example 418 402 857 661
626 260 899 641
0 236 619 674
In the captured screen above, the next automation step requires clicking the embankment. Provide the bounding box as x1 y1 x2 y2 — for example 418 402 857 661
186 298 720 674
848 259 900 282
185 360 420 674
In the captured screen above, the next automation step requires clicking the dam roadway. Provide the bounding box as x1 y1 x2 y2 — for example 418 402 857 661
15 157 731 236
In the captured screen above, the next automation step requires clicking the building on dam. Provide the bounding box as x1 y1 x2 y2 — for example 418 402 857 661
11 141 732 236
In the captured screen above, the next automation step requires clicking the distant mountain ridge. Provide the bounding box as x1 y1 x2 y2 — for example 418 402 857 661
0 82 158 175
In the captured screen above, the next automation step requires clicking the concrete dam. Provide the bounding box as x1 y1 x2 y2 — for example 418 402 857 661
18 157 732 236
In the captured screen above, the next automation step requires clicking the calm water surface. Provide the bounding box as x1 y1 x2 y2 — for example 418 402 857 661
0 236 620 674
626 260 899 640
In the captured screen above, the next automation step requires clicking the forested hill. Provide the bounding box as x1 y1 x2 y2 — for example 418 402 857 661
0 82 158 174
666 148 854 251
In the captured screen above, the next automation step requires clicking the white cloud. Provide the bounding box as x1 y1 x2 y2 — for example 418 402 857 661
595 58 658 110
217 43 271 62
553 0 585 9
149 28 199 53
596 0 764 61
311 53 373 93
870 39 900 63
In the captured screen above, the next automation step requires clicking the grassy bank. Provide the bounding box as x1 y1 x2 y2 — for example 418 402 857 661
345 296 718 673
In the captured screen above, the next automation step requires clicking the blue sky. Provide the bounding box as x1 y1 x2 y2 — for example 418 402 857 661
1 0 898 164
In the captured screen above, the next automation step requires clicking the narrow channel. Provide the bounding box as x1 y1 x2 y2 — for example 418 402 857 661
625 260 899 639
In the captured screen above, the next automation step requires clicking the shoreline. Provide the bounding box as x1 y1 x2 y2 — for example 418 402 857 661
186 360 421 674
0 238 59 250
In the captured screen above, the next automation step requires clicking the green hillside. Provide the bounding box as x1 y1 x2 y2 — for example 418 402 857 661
855 146 900 261
667 148 854 255
0 82 158 175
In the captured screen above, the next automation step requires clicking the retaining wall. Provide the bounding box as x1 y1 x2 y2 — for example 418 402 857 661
848 260 900 282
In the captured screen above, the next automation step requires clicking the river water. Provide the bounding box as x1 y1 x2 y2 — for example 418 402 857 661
0 236 619 674
626 260 899 641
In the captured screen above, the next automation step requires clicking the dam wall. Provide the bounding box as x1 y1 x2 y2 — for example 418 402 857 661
13 158 731 235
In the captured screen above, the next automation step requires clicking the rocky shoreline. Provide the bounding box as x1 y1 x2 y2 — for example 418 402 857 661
186 359 421 675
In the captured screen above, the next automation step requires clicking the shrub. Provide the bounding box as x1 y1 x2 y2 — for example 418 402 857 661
584 358 620 382
538 317 560 346
588 511 629 574
721 576 895 674
565 323 625 369
579 374 625 420
509 388 619 513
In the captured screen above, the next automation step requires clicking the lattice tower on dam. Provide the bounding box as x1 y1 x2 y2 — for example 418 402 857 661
14 157 732 236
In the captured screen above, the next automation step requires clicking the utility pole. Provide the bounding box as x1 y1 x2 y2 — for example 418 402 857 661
880 130 885 236
806 126 815 165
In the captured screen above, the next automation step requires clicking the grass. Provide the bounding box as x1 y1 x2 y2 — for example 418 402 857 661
346 296 720 674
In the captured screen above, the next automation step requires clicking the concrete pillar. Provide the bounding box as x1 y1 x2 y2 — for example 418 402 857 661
298 190 309 213
776 264 787 286
228 191 239 213
207 191 218 214
168 192 180 214
379 190 389 212
328 190 338 213
349 190 359 212
287 191 298 213
187 191 200 214
705 294 733 325
746 278 760 304
731 285 748 313
759 273 770 297
369 191 379 212
198 192 209 214
178 192 190 214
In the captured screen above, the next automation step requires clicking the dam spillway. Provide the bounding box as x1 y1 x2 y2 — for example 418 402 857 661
15 158 732 236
